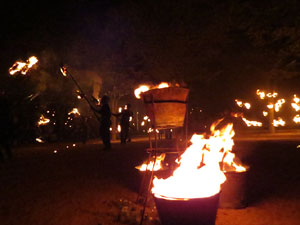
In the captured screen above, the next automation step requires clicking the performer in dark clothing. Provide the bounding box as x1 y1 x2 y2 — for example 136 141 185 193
113 104 133 144
91 95 112 150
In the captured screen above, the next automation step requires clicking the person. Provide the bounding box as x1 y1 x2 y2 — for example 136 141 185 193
91 95 112 150
113 103 133 144
0 90 14 162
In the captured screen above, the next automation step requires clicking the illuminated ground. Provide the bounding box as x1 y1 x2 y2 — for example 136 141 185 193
1 137 300 225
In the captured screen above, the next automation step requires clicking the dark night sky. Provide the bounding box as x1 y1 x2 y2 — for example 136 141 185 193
2 0 300 115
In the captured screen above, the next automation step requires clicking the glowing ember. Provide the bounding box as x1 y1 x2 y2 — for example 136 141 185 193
9 56 38 75
136 154 166 172
273 117 286 127
157 82 169 89
152 120 245 199
256 89 266 99
37 115 50 126
117 124 121 132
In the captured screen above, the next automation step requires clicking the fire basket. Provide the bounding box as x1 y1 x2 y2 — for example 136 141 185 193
219 170 248 209
154 193 220 225
141 87 189 128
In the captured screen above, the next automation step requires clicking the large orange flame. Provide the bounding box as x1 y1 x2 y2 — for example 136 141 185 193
152 120 243 199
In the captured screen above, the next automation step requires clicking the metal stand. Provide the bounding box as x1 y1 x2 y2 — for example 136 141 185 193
138 94 189 225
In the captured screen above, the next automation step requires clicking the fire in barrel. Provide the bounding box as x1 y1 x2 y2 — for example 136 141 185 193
151 121 238 225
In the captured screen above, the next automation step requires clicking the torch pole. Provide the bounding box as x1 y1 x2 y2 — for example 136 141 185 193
60 66 99 120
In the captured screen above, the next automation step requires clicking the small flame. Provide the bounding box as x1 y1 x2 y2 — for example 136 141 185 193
263 111 268 117
134 85 150 99
292 95 300 111
235 99 251 109
60 66 67 76
136 154 166 171
117 124 121 132
9 56 38 75
157 82 169 89
293 115 300 124
242 118 263 127
36 137 44 143
273 117 286 127
256 89 266 99
68 108 80 116
274 99 285 112
37 115 50 126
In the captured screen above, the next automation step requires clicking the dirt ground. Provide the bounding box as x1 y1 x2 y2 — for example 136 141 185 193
1 138 300 225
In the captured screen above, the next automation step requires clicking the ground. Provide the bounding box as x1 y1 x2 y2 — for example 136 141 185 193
1 136 300 225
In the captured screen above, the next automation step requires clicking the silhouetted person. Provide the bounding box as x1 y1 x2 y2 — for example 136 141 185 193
113 104 133 144
0 90 14 162
91 95 111 150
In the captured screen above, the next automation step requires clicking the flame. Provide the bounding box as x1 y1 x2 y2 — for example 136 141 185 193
35 137 44 143
232 113 262 127
235 99 251 109
256 89 278 99
293 115 300 123
117 124 121 132
292 95 300 111
256 89 266 99
152 121 245 199
37 115 50 126
134 85 150 99
273 117 286 127
263 111 268 117
274 99 285 112
68 108 80 116
60 66 67 76
157 82 169 89
134 82 171 99
136 154 166 171
9 56 38 75
242 118 263 127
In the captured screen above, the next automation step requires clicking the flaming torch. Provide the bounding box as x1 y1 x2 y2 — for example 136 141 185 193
9 56 38 75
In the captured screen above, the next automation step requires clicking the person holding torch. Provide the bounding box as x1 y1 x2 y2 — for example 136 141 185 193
90 95 112 151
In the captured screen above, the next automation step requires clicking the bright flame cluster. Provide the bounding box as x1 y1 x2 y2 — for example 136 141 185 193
134 82 177 99
152 120 246 199
9 56 38 75
256 89 278 99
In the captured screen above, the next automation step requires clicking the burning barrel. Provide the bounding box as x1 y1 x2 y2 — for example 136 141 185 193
141 87 189 128
219 170 248 209
154 194 220 225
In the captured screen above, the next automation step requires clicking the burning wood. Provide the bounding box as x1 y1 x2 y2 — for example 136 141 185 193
293 115 300 123
152 120 246 200
9 56 38 75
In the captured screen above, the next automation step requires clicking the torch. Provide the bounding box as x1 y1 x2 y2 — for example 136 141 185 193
60 65 100 120
60 65 93 107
